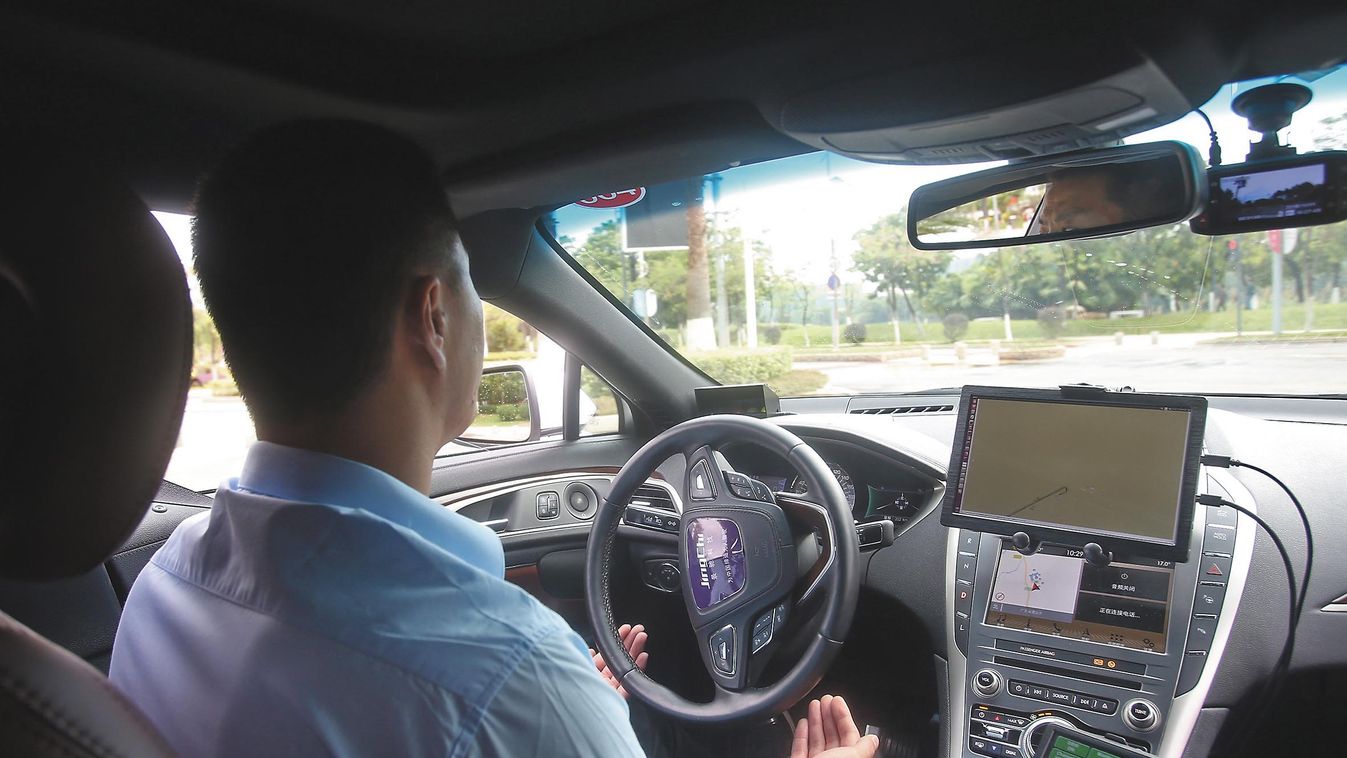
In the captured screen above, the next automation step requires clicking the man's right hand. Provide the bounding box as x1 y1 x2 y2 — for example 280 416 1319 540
789 695 880 758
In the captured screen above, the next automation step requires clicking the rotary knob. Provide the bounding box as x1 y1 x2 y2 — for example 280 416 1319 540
972 669 1002 698
1122 698 1160 732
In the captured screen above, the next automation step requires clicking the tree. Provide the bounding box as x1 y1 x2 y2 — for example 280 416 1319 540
570 219 626 296
684 177 714 349
852 211 952 338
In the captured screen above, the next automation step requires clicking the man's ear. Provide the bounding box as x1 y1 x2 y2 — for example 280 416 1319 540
411 274 448 373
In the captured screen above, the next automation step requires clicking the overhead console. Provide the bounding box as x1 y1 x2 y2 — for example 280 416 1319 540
938 386 1250 758
770 60 1202 165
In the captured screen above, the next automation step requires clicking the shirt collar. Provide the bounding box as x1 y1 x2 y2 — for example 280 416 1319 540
235 441 504 576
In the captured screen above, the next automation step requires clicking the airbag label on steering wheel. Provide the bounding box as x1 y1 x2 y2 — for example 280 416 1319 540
686 518 747 610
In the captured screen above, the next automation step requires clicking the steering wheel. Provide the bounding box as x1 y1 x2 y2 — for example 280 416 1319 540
585 414 861 724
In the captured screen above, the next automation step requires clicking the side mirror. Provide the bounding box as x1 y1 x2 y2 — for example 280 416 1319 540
459 365 541 444
908 141 1206 250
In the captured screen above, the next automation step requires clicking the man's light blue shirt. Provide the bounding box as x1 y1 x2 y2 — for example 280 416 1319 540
110 442 644 757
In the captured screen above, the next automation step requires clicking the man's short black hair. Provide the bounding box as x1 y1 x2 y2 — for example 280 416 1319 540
192 119 459 425
1102 158 1188 222
1052 158 1188 224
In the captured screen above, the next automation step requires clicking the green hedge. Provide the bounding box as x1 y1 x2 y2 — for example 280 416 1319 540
686 349 792 384
484 351 536 363
496 402 527 423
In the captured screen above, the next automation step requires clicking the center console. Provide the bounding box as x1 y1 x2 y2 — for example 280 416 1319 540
949 493 1248 757
937 386 1253 757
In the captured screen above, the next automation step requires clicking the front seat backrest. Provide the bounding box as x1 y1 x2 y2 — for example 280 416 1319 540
0 136 190 757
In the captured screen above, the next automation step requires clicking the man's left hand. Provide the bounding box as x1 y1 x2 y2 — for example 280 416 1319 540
589 623 649 699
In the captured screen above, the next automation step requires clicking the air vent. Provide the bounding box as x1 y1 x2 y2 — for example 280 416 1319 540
630 484 676 512
850 404 954 416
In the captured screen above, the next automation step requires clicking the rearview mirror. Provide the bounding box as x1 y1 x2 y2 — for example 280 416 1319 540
907 141 1205 250
459 365 540 444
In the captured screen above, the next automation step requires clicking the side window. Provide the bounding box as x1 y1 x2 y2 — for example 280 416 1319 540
440 304 624 456
580 366 621 437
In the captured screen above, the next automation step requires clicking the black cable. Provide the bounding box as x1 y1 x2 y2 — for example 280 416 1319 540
1199 456 1314 754
1201 455 1313 628
1195 493 1299 752
1194 108 1223 167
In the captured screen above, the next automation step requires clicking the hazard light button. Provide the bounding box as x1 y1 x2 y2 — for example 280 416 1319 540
1202 555 1232 578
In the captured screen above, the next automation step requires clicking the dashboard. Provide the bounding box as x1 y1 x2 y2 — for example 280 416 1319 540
761 396 1347 758
425 392 1347 758
725 437 940 530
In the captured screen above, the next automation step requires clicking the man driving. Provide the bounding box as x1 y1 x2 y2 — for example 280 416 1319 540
1034 158 1186 235
109 120 877 758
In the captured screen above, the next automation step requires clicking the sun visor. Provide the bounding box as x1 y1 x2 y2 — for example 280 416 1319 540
773 59 1199 165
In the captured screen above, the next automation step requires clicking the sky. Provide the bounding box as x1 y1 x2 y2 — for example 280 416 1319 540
1219 163 1325 202
552 67 1347 289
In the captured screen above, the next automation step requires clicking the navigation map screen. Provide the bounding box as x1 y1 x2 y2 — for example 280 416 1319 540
986 544 1173 653
951 395 1194 545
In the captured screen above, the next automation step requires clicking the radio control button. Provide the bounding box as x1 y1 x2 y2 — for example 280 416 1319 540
1122 698 1160 732
972 669 1002 698
1045 689 1076 706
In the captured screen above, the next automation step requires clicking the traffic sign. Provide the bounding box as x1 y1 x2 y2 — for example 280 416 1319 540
576 188 646 210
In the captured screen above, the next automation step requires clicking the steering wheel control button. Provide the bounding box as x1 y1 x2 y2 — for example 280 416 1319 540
751 613 774 653
535 491 560 520
773 600 789 627
1122 699 1160 732
748 479 773 502
723 472 755 500
972 669 1002 698
689 461 716 500
709 625 736 675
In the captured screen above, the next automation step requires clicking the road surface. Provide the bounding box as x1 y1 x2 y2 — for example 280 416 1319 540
801 334 1347 395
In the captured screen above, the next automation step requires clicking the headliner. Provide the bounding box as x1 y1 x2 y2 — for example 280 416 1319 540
2 1 1345 215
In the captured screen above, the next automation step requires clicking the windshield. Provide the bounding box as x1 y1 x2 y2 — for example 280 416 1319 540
557 71 1347 398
